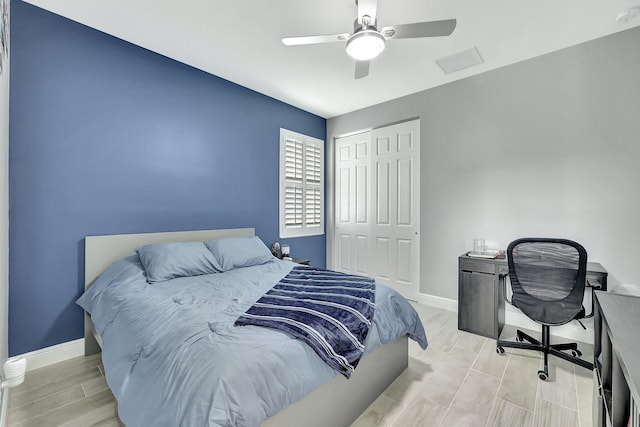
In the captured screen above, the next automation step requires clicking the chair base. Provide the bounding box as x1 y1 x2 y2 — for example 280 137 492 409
496 325 593 380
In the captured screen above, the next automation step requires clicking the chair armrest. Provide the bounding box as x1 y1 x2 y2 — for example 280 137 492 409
583 279 600 318
503 275 513 305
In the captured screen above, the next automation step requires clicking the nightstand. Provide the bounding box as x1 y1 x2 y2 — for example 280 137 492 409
290 257 310 265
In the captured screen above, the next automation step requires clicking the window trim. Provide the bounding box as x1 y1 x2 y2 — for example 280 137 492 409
279 129 324 238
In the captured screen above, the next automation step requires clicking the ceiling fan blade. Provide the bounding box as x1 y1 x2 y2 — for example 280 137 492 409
355 60 370 79
282 33 350 46
381 19 457 40
357 0 378 24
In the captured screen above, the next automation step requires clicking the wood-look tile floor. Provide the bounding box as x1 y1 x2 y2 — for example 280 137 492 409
8 304 594 427
7 352 122 427
352 303 594 427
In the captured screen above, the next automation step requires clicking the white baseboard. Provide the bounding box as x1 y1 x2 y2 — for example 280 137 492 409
415 293 594 345
16 339 85 372
416 292 458 312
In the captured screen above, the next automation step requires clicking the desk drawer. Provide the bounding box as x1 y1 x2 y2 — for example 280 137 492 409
460 259 495 274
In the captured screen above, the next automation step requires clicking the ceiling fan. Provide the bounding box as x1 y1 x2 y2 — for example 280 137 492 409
282 0 457 79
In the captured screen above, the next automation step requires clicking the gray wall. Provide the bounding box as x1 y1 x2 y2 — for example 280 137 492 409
327 26 640 300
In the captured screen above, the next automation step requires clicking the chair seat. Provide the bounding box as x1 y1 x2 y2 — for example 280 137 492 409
512 299 586 326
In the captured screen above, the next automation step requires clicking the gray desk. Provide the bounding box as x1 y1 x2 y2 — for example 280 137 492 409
594 292 640 427
458 253 608 339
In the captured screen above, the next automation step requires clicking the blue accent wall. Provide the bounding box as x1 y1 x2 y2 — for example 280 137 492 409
9 0 326 355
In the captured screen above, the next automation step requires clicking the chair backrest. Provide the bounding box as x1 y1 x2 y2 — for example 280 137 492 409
507 238 587 326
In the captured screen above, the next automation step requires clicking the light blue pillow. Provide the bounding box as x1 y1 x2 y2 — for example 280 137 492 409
136 242 221 283
205 236 274 271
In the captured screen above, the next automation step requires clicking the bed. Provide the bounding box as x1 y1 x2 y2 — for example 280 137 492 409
80 228 427 426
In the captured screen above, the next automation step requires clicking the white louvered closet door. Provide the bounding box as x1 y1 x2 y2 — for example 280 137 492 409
334 119 420 300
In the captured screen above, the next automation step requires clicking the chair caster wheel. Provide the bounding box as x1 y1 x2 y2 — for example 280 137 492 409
538 370 548 381
572 350 582 357
496 346 505 355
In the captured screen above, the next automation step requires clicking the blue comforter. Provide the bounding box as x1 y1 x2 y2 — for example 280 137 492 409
77 256 428 427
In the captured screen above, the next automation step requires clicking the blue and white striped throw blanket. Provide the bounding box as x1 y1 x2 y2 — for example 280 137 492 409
235 266 375 378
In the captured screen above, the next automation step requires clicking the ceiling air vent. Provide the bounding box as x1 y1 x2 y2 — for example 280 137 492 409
435 46 484 75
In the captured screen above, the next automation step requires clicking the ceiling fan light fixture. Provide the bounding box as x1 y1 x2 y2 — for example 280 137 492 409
346 30 385 61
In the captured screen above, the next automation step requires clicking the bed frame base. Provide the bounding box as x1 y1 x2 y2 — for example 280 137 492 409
84 312 102 356
262 336 408 427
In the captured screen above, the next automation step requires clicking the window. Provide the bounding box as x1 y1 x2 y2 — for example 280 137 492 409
279 129 324 238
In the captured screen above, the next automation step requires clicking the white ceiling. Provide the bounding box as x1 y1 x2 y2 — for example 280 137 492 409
23 0 640 118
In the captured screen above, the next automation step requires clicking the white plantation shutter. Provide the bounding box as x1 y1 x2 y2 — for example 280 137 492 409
280 129 324 238
284 186 303 227
305 187 321 226
305 144 321 184
284 138 303 182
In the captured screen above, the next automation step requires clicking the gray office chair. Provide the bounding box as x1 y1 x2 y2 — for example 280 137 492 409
496 238 594 380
